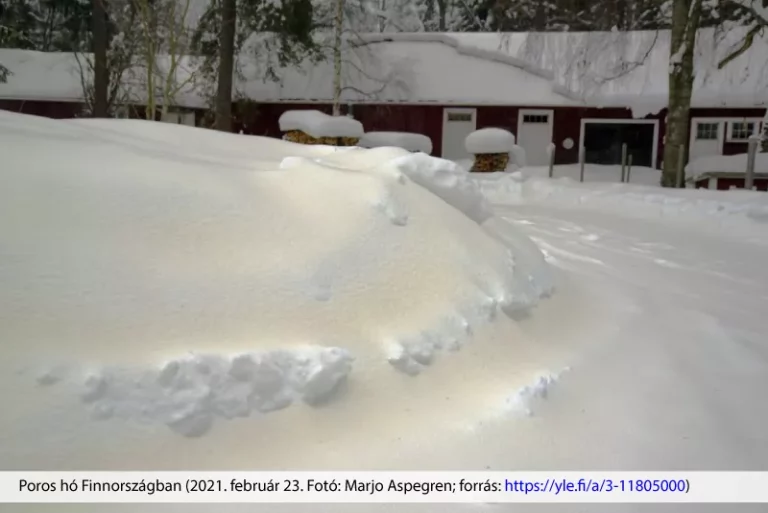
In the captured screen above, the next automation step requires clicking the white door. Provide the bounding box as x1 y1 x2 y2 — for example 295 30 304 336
517 109 554 166
689 119 723 160
441 108 477 161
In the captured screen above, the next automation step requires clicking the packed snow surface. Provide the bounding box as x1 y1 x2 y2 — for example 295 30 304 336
277 109 364 138
358 131 433 154
465 127 516 154
687 152 768 176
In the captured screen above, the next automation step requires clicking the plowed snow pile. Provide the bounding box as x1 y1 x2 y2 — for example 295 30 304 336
0 111 556 470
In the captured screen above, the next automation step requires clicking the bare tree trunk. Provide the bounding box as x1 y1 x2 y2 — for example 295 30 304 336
92 0 109 118
215 0 236 131
533 2 547 30
661 0 702 187
762 108 768 152
332 0 344 116
436 0 446 31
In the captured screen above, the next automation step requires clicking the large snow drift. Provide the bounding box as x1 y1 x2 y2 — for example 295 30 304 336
0 111 552 447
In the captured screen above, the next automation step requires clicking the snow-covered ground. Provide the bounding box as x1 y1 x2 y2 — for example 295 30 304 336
2 112 768 513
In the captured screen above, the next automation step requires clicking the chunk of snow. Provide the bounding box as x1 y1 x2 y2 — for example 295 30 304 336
687 153 768 177
511 145 527 167
465 128 516 155
278 109 364 139
358 131 433 154
0 111 551 441
387 151 494 224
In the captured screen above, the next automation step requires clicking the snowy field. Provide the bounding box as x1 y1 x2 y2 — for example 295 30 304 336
2 112 768 513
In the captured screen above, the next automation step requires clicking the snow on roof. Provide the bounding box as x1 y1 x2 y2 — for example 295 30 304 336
278 110 364 138
0 49 203 107
0 33 576 107
465 128 515 154
0 50 83 102
358 131 433 154
454 28 768 114
240 33 577 106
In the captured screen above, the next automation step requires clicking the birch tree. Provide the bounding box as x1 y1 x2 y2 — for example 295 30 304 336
332 0 344 115
215 0 236 131
133 0 198 120
661 0 703 187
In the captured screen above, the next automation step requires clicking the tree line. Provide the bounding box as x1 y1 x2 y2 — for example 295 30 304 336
1 0 767 186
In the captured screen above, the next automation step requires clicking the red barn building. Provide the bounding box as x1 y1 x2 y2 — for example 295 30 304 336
1 29 766 179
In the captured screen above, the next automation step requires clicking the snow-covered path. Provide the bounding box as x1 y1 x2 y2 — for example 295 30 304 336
488 205 768 472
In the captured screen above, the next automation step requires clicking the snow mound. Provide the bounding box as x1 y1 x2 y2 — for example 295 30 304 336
278 109 364 138
359 131 433 154
0 111 550 437
687 152 768 177
465 128 516 154
511 144 527 167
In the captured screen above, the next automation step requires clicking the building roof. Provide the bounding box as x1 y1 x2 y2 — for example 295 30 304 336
0 33 577 107
454 28 768 116
3 29 766 112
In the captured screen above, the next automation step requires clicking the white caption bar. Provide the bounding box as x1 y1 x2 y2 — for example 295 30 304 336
2 472 768 503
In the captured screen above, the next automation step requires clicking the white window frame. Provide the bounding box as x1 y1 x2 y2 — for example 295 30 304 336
694 121 720 141
443 108 476 124
726 118 762 142
689 118 725 157
517 108 554 135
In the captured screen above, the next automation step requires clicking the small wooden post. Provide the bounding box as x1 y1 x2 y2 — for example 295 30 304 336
579 146 586 183
746 135 759 190
627 154 633 183
548 146 555 178
620 143 628 182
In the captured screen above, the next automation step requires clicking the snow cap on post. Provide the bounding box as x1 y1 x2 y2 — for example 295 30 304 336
279 110 364 139
359 131 433 154
465 128 515 155
465 128 515 173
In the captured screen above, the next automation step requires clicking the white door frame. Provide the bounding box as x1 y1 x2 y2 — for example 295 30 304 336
689 117 725 157
517 109 554 165
441 107 477 159
579 118 660 167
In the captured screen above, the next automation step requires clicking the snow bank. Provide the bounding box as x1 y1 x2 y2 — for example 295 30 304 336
465 128 516 154
476 172 768 236
0 111 549 442
687 152 768 177
358 131 433 154
278 109 364 138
